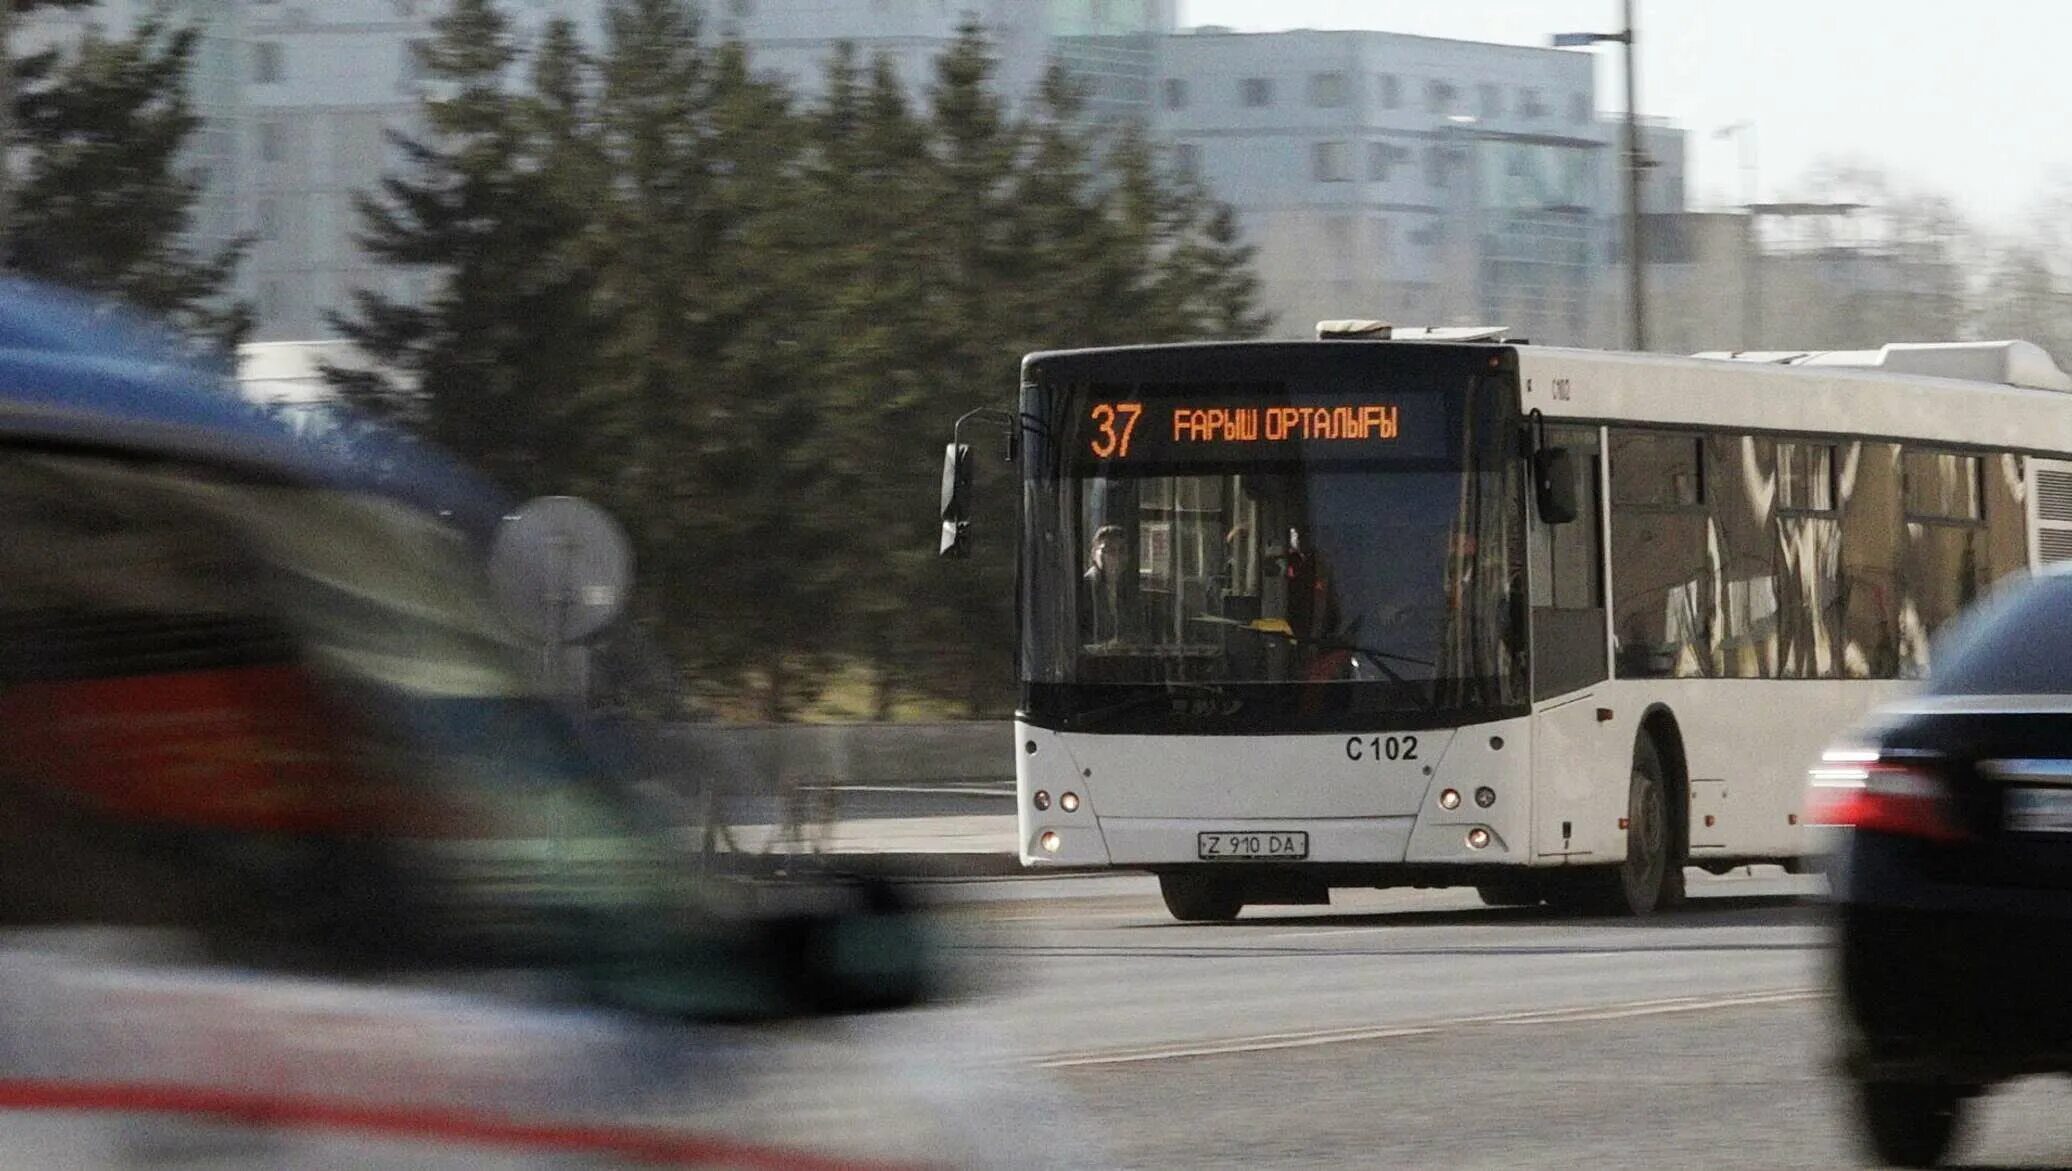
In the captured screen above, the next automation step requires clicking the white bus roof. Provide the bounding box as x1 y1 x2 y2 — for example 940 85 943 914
1516 342 2072 456
1691 341 2072 393
1304 321 2072 451
1314 321 2072 394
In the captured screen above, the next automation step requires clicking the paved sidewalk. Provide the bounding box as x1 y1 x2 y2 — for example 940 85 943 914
732 813 1015 855
724 813 1025 877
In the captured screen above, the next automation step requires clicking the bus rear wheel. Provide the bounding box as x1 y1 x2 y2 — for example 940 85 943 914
1159 873 1245 922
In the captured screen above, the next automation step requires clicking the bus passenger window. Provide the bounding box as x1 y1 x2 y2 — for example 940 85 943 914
1898 448 1992 675
1904 450 1983 523
1840 442 1905 679
1611 431 1703 508
1713 435 1781 679
1779 442 1837 513
1609 430 1710 679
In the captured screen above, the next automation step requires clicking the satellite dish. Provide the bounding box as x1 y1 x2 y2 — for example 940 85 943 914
489 496 633 644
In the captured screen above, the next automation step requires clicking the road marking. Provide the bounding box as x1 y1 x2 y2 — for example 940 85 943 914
1032 988 1823 1068
1490 989 1817 1025
1269 926 1413 939
1036 1026 1443 1068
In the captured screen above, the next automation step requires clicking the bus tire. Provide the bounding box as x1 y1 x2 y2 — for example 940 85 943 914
1475 881 1541 907
1615 736 1676 914
1159 873 1244 922
1553 737 1677 916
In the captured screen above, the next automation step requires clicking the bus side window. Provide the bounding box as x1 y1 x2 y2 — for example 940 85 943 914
1608 430 1709 679
1531 425 1606 700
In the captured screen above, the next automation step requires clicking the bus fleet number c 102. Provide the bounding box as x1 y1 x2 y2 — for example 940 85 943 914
1346 734 1419 762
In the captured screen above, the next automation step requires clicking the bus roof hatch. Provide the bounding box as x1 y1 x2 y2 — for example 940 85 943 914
1693 340 2072 392
1316 321 1514 342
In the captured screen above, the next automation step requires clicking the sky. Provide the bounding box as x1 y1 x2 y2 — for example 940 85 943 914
1179 0 2070 231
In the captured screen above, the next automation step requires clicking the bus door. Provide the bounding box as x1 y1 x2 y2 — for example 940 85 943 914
1527 424 1617 859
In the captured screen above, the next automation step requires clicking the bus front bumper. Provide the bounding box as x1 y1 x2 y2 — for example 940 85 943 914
1014 718 1532 870
1019 815 1522 869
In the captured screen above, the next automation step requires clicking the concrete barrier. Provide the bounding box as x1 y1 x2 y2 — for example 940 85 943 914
659 721 1013 788
637 722 1020 875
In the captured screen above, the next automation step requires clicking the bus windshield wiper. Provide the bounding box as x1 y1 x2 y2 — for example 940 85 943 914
1065 681 1243 728
1310 636 1436 705
1202 616 1438 708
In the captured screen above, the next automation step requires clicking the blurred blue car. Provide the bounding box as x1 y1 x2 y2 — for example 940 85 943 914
0 280 1076 1169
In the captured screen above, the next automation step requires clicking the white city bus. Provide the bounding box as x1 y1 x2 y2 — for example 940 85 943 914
941 325 2072 920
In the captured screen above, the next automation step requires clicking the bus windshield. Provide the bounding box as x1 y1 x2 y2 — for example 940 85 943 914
1022 360 1525 730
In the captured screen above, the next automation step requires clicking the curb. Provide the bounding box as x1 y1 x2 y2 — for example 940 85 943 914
830 852 1031 879
715 852 1070 880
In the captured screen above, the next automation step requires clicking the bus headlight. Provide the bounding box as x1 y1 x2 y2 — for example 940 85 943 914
1040 831 1062 853
1034 790 1051 811
1438 788 1462 810
1466 827 1492 850
1474 787 1496 808
1060 791 1081 813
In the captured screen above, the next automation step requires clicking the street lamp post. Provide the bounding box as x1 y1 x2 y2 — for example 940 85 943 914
0 1 14 267
1554 0 1647 351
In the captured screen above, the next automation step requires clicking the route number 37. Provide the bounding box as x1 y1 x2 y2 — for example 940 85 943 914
1088 402 1144 459
1346 734 1419 762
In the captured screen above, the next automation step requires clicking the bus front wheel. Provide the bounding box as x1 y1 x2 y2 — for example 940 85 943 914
1159 873 1245 922
1475 881 1542 907
1553 737 1681 916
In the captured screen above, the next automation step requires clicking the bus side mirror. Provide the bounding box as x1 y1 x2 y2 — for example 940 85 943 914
939 442 972 558
1534 447 1579 525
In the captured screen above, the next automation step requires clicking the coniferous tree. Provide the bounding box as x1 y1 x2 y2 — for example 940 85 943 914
580 0 728 706
1181 200 1274 337
908 26 1028 714
1104 120 1272 340
327 0 604 497
1005 65 1130 345
9 10 248 350
674 40 849 720
810 50 947 717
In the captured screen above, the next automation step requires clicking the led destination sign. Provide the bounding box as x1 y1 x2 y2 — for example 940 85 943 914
1169 403 1400 444
1073 388 1451 469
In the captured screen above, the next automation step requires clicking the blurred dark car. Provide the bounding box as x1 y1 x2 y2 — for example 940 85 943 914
1811 566 2072 1167
0 280 1083 1168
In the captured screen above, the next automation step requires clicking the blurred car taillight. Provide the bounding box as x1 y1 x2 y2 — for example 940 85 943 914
1807 750 1970 843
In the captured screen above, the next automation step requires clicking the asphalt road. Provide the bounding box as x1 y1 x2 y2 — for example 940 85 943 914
915 872 2072 1169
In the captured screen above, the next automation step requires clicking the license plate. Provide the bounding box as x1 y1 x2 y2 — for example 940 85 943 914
1197 831 1309 860
2006 787 2072 833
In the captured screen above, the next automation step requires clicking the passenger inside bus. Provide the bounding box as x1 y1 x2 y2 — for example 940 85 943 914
1082 524 1140 645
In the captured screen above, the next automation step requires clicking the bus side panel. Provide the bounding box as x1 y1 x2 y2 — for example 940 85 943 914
1529 691 1630 863
1590 678 1911 860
